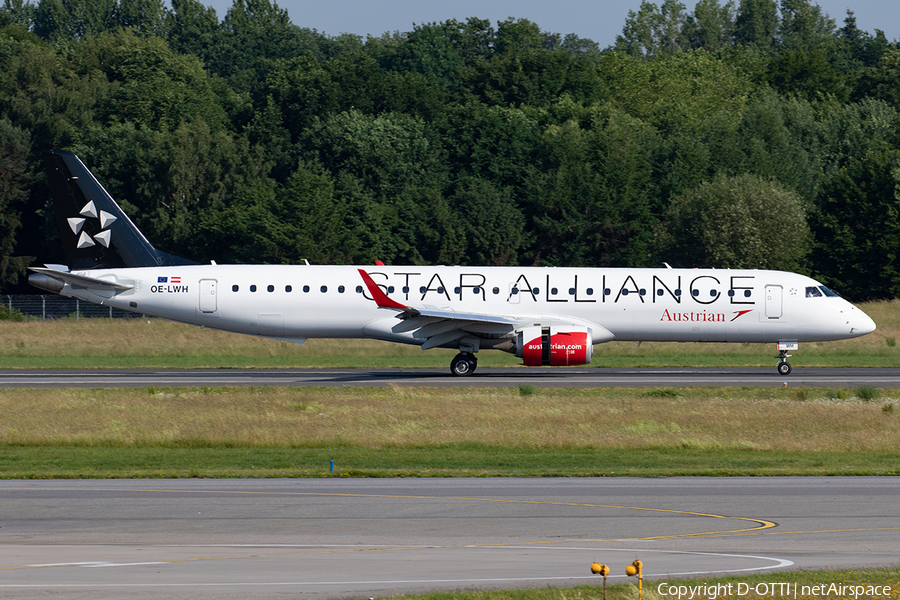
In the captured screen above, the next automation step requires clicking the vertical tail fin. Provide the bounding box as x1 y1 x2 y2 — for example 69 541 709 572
44 151 196 269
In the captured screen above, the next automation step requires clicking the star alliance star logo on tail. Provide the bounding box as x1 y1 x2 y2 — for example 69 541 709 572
67 201 116 249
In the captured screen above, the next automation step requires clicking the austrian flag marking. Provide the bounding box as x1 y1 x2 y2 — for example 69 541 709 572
151 275 188 294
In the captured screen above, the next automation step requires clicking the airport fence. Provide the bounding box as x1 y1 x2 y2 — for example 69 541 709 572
3 295 142 320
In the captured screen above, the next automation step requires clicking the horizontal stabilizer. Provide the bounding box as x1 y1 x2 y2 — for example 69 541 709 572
28 267 134 293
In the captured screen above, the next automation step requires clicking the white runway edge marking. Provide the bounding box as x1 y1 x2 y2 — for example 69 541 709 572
489 546 794 575
28 561 167 568
6 549 793 589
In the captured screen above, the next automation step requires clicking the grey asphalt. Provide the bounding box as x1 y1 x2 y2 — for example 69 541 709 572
2 367 900 388
1 478 898 599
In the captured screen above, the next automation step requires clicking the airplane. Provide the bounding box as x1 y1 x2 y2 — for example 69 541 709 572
29 150 877 376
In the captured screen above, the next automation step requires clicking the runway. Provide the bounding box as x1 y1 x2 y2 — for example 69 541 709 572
1 478 898 599
2 367 900 388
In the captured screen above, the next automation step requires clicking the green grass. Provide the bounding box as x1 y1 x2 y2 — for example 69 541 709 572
2 385 898 478
393 567 900 600
2 445 899 479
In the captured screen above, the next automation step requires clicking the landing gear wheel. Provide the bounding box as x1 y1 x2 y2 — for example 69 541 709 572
775 349 793 376
450 353 477 377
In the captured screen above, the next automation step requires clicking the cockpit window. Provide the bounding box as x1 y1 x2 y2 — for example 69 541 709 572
819 286 839 297
806 286 823 298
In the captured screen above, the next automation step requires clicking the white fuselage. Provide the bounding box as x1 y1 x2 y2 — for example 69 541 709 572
57 264 876 348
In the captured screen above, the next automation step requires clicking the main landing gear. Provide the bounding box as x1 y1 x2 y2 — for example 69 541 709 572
450 352 477 377
776 350 792 375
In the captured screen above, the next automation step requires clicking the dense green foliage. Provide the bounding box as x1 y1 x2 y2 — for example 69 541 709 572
1 0 899 300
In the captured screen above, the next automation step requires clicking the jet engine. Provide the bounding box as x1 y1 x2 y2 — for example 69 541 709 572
516 326 593 366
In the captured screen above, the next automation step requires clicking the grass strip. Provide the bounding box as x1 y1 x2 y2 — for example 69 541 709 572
2 445 900 478
392 567 900 600
2 385 898 478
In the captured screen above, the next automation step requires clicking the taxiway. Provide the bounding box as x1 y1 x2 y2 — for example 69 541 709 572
1 478 898 599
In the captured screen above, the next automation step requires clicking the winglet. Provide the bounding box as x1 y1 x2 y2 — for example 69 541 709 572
358 269 407 310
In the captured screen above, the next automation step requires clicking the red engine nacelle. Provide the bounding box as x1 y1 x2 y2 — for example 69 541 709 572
516 326 593 366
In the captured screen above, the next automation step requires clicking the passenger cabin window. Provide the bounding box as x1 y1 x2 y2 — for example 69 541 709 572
232 285 239 292
267 285 274 292
250 285 257 292
285 285 292 292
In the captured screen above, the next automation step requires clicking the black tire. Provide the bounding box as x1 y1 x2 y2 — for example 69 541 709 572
777 362 792 376
450 353 476 377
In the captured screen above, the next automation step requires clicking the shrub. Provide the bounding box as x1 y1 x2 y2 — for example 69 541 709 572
642 388 682 398
856 386 880 401
0 304 27 321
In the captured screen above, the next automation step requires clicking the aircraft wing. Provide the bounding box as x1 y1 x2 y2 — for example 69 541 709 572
358 269 520 349
29 267 134 293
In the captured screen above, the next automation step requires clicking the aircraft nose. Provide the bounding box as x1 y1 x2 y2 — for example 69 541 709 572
850 307 877 336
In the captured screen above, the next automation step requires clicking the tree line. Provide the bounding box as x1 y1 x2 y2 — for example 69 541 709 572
1 0 899 301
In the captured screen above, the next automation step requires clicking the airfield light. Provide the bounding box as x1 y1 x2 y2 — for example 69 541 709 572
590 563 610 600
626 560 643 600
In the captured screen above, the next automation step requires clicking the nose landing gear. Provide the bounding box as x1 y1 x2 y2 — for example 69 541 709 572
774 342 797 375
776 352 792 375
